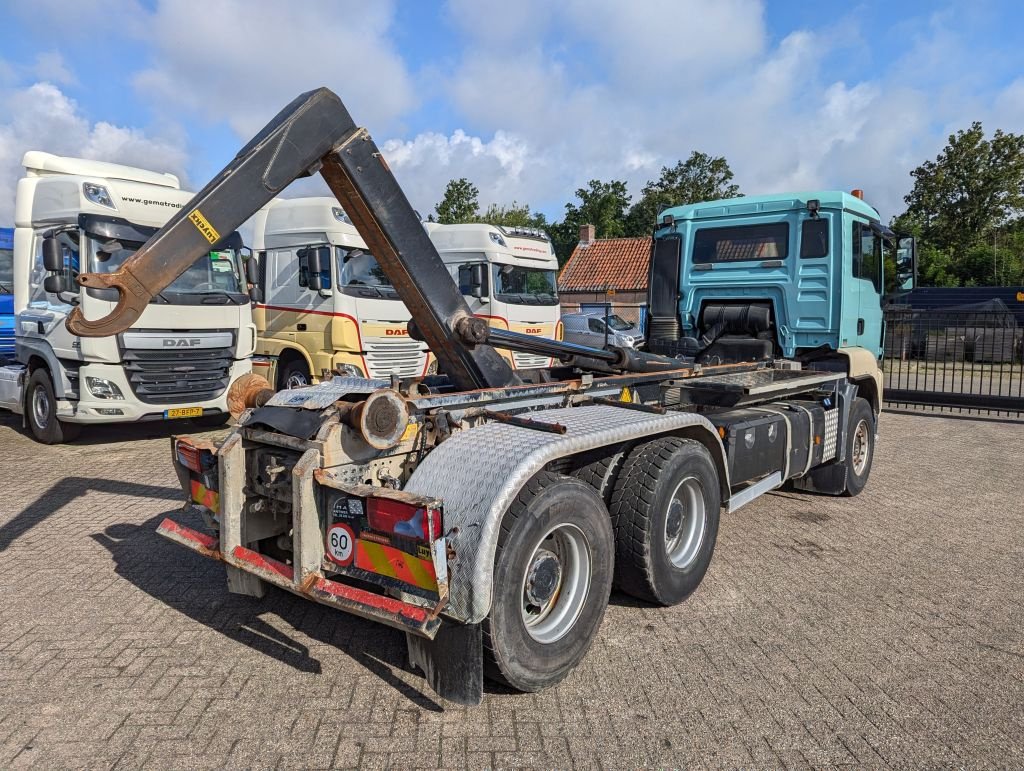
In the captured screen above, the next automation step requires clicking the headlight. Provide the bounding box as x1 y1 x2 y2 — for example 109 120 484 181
334 363 364 378
86 376 124 399
488 231 507 247
83 182 116 209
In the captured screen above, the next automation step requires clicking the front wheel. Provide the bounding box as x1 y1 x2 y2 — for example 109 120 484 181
842 398 875 497
609 438 721 606
483 472 614 692
278 359 311 390
26 369 81 444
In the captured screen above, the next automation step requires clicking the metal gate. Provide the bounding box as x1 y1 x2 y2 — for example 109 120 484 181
883 308 1024 417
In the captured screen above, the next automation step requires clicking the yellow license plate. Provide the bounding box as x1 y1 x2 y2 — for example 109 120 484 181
165 407 204 419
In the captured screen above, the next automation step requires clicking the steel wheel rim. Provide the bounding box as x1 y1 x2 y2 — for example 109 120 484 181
32 385 51 428
520 523 592 644
285 371 309 389
664 476 706 569
852 419 871 475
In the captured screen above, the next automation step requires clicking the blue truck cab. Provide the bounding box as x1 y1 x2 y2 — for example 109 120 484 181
0 227 13 361
647 191 915 415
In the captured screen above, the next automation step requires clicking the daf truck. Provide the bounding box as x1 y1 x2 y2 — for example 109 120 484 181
0 153 255 442
425 222 562 370
68 88 914 705
250 197 429 388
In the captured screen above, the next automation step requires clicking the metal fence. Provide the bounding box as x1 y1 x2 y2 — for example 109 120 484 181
882 308 1024 417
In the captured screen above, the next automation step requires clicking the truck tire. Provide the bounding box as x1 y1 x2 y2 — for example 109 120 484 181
26 368 81 444
278 358 311 390
609 438 720 606
570 447 626 505
842 398 875 497
483 472 614 692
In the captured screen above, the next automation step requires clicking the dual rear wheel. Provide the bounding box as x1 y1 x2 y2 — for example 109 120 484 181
483 440 721 691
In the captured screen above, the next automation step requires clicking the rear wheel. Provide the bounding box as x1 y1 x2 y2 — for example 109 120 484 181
26 368 81 444
483 472 614 692
278 358 311 390
842 398 875 497
609 438 720 605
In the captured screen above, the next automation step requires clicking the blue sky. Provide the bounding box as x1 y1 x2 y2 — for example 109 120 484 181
0 0 1022 225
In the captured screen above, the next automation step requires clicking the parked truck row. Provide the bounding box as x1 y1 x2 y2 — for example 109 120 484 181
0 155 562 442
59 88 916 705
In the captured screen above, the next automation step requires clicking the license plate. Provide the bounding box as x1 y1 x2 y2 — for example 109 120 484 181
165 407 204 419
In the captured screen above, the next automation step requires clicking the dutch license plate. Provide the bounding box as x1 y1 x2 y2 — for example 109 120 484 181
164 407 204 419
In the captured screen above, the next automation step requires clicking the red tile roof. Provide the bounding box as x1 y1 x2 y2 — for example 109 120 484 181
558 236 651 293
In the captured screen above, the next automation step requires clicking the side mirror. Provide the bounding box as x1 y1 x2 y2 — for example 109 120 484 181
306 246 330 275
297 245 332 291
42 237 64 272
43 274 70 294
896 236 917 291
249 286 264 303
245 255 260 285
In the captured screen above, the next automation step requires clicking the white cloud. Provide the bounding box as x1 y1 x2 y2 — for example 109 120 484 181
0 82 189 222
132 0 416 139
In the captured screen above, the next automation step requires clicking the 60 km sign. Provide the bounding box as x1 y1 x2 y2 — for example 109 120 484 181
326 523 355 565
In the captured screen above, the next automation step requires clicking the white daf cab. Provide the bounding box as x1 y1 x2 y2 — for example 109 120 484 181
424 222 561 370
0 152 255 443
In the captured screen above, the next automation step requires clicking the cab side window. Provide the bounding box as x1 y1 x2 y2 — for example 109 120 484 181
852 222 882 293
800 219 829 258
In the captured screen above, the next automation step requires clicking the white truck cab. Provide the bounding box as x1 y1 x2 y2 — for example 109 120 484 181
0 152 255 442
251 197 429 387
424 222 561 370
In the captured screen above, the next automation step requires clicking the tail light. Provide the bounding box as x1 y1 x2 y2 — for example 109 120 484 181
175 439 215 473
367 497 442 542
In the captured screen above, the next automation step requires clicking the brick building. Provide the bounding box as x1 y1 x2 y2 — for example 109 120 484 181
557 224 651 325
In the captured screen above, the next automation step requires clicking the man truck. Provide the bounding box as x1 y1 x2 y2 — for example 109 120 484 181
66 89 912 704
0 227 13 361
250 196 430 389
0 153 255 442
425 221 562 370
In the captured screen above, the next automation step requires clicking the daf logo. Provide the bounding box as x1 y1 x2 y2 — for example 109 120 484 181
163 338 202 347
384 329 408 336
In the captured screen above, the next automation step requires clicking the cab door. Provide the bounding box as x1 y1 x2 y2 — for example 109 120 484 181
849 221 883 356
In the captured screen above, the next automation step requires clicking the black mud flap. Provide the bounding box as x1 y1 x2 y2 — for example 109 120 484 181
406 622 483 706
792 460 848 495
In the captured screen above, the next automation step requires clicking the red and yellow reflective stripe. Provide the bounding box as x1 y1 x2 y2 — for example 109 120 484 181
190 479 220 513
355 539 437 591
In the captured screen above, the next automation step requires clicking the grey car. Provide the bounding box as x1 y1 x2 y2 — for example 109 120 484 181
561 312 644 349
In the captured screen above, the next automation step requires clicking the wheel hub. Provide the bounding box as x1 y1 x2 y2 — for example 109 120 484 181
665 500 683 541
525 549 561 606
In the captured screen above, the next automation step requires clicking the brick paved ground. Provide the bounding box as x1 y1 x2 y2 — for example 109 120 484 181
0 409 1022 769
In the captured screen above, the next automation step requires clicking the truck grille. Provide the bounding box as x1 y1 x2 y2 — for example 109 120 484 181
513 352 551 370
363 338 426 379
122 345 234 404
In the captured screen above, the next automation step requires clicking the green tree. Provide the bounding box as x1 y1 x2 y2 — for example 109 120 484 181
625 152 741 235
434 178 480 224
476 201 548 230
900 122 1024 262
549 179 631 264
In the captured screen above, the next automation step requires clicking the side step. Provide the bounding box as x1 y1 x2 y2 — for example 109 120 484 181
155 518 442 638
726 471 784 513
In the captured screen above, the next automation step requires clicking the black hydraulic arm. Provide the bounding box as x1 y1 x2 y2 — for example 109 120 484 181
66 87 518 392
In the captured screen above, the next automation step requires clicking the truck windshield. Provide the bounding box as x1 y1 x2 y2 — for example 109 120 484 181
0 248 12 293
87 236 248 304
336 247 399 298
492 263 558 306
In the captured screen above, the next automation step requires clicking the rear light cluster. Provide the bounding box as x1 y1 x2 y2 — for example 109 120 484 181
176 440 216 473
367 496 442 542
